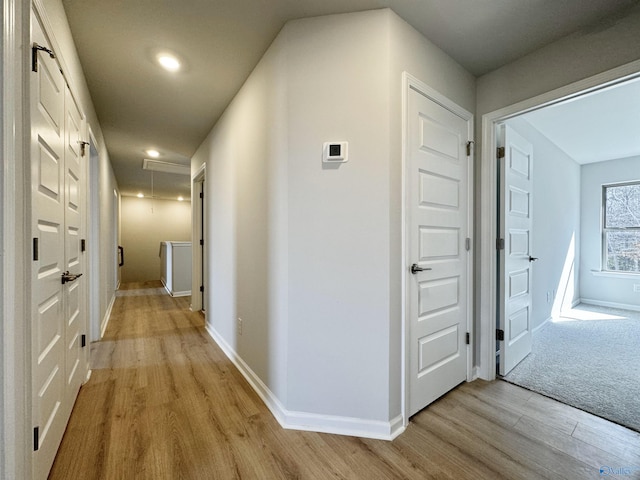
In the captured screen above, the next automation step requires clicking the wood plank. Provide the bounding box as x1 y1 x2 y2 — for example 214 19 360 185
49 285 640 480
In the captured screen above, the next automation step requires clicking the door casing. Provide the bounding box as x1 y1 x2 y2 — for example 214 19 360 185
478 60 640 381
191 163 206 313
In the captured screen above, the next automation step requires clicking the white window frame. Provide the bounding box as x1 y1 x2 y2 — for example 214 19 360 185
602 180 640 274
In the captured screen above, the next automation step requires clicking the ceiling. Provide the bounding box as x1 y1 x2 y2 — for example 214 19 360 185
61 0 640 199
521 77 640 164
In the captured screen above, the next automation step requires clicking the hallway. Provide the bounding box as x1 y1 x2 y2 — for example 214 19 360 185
49 283 640 479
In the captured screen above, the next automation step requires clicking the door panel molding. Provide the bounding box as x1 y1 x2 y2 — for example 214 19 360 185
402 72 474 424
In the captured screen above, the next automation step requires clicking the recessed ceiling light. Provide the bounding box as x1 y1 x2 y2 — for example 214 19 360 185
146 149 160 158
177 196 184 202
137 193 144 198
157 53 181 72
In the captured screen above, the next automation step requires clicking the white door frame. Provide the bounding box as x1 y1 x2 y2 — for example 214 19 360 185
88 129 100 342
2 0 29 477
191 163 206 312
401 72 474 425
478 59 640 380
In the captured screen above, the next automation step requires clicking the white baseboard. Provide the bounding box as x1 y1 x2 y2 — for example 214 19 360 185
204 323 404 441
579 298 640 313
101 293 116 338
532 317 551 334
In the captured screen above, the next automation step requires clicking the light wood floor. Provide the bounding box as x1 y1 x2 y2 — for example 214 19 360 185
50 282 640 479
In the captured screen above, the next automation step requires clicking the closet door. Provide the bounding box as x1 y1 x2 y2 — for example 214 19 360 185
30 9 88 479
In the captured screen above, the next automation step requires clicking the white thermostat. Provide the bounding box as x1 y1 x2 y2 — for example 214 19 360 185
323 142 348 163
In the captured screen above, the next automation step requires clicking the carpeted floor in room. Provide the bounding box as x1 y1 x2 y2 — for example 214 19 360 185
503 304 640 433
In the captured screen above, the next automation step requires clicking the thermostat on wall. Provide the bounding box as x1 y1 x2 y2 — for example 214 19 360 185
323 142 348 163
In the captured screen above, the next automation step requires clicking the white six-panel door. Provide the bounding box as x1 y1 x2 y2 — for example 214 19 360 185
407 84 472 416
31 10 87 479
498 125 534 375
63 86 86 394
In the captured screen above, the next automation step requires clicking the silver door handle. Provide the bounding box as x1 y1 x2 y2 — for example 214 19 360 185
61 271 83 284
411 264 432 274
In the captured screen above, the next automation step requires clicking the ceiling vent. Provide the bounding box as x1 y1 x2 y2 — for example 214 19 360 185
142 159 190 175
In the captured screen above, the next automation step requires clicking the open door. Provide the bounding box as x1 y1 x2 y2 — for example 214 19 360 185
407 82 472 416
498 125 535 375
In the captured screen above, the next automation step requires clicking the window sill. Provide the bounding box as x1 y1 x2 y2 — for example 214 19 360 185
591 270 640 278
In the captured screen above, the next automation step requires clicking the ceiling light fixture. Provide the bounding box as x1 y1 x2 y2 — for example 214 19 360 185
178 196 184 202
146 149 160 158
157 53 181 72
137 193 144 198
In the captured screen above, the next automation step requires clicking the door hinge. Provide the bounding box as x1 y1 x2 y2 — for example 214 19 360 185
466 141 474 156
81 239 86 252
496 238 504 250
199 192 204 199
199 239 204 246
33 426 40 451
465 238 471 251
79 141 90 157
497 146 505 159
466 332 470 345
33 238 39 261
81 334 87 348
496 329 505 341
200 285 204 293
32 43 55 72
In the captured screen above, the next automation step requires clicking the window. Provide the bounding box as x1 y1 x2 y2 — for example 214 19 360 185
603 181 640 273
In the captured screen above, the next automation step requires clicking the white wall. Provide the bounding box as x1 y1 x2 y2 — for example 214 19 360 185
285 10 393 422
120 197 191 283
191 26 290 403
580 156 640 308
192 8 476 435
477 4 640 117
506 118 581 328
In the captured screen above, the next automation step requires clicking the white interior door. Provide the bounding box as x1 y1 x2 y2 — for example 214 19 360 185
408 85 472 417
63 85 86 392
498 125 534 375
31 10 87 479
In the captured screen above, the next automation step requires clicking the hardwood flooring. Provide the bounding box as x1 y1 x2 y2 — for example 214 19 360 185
50 283 640 479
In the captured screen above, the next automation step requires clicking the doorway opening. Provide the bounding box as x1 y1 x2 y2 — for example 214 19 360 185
192 164 206 313
481 61 640 432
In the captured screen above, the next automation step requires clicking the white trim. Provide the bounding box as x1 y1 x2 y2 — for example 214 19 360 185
100 293 116 338
579 298 640 313
161 284 191 297
191 163 206 312
87 130 101 341
479 59 640 381
205 323 404 441
532 317 551 334
401 72 474 426
3 0 28 478
590 270 640 279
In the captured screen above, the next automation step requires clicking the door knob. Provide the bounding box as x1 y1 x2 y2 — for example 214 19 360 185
411 263 432 274
528 256 539 262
